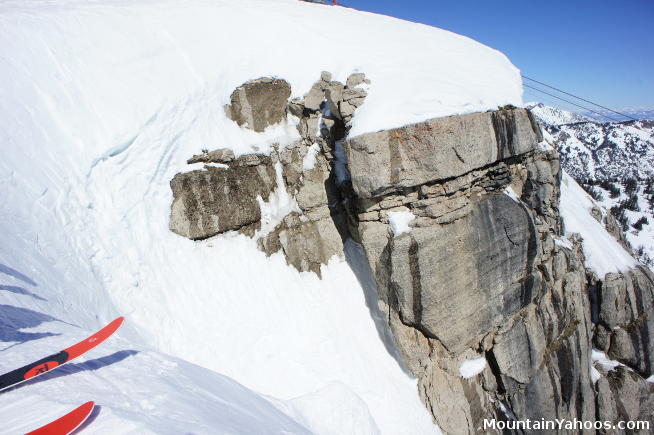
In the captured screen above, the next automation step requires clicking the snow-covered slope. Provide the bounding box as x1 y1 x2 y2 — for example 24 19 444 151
529 103 654 269
527 103 654 181
0 0 524 432
559 172 638 276
526 102 593 126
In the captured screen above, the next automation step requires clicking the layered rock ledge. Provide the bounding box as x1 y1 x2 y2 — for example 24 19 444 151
168 74 654 433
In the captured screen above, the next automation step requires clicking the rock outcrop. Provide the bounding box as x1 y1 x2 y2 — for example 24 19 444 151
596 366 654 433
224 77 291 132
170 73 367 275
170 154 277 239
592 266 654 376
343 108 599 432
169 74 654 433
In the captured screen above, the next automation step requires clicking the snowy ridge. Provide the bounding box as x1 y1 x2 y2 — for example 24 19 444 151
525 102 593 126
0 0 529 432
530 103 654 270
527 103 654 181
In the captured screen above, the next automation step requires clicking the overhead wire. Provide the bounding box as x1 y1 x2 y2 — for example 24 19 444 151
523 90 608 123
522 75 638 121
523 83 622 122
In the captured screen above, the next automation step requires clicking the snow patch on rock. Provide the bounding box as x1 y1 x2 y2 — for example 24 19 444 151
302 143 321 171
388 211 415 236
459 357 487 379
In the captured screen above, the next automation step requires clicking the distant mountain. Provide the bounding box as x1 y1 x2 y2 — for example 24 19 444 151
581 107 654 122
526 102 654 181
528 102 654 268
524 101 594 125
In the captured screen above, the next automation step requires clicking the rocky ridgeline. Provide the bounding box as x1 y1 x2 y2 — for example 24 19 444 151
169 75 654 432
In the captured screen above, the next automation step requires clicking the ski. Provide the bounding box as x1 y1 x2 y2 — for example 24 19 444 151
0 317 124 392
26 401 95 435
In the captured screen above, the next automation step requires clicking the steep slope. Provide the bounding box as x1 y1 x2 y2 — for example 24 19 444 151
0 0 524 433
528 103 654 268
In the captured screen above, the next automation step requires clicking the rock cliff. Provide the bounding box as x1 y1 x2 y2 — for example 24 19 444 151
169 74 654 433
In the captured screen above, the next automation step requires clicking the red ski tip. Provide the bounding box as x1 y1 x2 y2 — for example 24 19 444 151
26 401 95 435
1 317 125 393
63 317 125 360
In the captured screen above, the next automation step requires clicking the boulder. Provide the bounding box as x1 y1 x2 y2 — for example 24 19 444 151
169 156 277 240
224 77 291 132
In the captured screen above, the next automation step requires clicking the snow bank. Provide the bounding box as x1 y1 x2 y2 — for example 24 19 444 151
0 0 521 163
0 0 514 432
459 357 487 379
559 172 637 276
388 211 416 236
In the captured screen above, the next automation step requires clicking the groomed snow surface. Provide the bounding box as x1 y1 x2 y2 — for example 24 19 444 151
0 0 523 432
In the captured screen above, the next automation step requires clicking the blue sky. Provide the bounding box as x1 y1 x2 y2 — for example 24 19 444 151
344 0 654 111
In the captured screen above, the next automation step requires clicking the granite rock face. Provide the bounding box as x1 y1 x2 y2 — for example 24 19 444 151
363 192 540 353
344 111 602 431
593 266 654 376
345 109 541 198
595 366 654 434
169 75 654 432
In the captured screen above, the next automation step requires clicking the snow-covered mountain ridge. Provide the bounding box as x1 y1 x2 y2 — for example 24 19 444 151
527 102 654 181
583 107 654 122
528 102 654 267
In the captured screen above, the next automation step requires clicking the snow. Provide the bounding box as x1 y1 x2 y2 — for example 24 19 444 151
593 182 654 271
503 186 521 203
531 103 654 271
537 140 554 152
459 357 487 379
554 236 573 251
531 103 654 182
303 143 322 171
591 349 623 371
256 162 302 237
559 172 638 277
525 102 593 126
1 332 309 434
388 211 416 236
201 162 230 169
0 0 522 432
0 0 521 155
590 349 626 384
590 365 602 384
